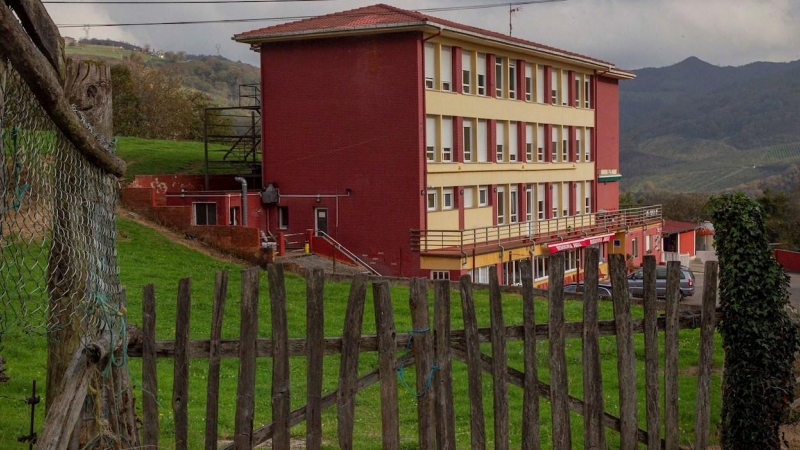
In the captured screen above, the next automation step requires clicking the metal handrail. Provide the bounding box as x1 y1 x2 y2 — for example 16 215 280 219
411 204 662 254
316 231 381 276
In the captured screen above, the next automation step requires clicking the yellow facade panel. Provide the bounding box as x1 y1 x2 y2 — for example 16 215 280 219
463 207 493 229
427 209 460 230
426 91 595 127
427 162 595 187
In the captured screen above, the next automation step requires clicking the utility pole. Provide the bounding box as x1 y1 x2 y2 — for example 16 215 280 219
83 24 90 40
509 4 522 36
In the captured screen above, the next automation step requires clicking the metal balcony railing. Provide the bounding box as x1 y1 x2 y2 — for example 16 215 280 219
410 204 662 255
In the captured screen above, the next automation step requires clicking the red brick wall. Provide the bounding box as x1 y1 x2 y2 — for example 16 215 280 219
259 32 425 276
595 76 620 211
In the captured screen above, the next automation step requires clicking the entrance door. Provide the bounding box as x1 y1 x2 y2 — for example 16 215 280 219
315 208 328 237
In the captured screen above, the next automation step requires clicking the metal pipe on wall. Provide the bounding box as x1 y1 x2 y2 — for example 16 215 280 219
234 177 248 227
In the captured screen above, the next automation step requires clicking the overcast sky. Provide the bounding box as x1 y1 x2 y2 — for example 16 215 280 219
47 0 800 70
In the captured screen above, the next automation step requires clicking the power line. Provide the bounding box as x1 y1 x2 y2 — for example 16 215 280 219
46 0 329 3
56 0 563 27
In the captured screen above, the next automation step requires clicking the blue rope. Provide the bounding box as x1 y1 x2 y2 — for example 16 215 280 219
397 328 440 398
1 127 30 215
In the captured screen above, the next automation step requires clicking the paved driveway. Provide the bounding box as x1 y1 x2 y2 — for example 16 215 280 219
683 261 800 310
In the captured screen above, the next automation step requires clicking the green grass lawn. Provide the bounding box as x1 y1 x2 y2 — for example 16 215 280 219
115 137 227 183
0 217 723 448
65 44 155 62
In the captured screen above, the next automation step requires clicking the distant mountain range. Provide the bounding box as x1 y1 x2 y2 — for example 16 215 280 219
620 56 800 193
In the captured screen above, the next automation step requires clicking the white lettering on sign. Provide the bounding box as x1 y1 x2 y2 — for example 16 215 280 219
547 233 613 254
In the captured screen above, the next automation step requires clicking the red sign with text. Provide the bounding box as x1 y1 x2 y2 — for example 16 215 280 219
547 233 614 254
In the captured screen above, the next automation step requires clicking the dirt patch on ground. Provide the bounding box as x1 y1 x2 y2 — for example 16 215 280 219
679 366 723 377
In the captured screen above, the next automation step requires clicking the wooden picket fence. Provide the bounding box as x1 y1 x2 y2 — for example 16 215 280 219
127 249 720 450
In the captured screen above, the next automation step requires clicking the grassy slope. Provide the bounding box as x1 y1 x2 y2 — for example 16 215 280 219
66 44 154 62
0 217 723 448
115 137 226 183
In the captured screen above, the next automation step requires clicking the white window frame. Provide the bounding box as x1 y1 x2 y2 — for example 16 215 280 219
278 205 288 229
536 65 545 104
534 256 548 281
537 184 545 220
477 53 487 96
537 124 545 162
509 122 518 162
526 185 533 222
462 49 472 94
441 45 453 92
441 116 453 162
632 237 639 258
585 182 592 214
575 74 582 107
509 185 518 223
562 134 569 163
442 187 454 210
560 69 568 106
525 62 533 102
424 42 436 90
575 128 582 162
508 59 517 99
193 202 217 226
464 186 475 208
585 128 592 162
561 182 569 217
430 270 450 280
495 56 504 98
478 185 489 207
427 189 437 212
496 121 506 162
551 126 559 162
477 119 488 162
470 266 490 284
585 76 591 108
497 186 506 225
646 234 652 252
525 123 534 162
425 115 436 162
551 69 558 105
575 182 582 215
463 119 474 162
551 185 559 218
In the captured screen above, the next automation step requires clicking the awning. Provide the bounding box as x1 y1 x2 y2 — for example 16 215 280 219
547 233 615 253
598 174 622 183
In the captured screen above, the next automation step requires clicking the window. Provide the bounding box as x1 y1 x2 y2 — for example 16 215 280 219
525 124 534 162
585 128 592 161
442 188 454 210
470 266 490 284
425 115 436 162
562 135 568 163
551 186 559 218
525 63 533 101
497 186 506 224
427 190 437 211
441 45 453 91
442 116 453 162
534 256 548 280
278 206 289 229
575 128 582 161
575 182 582 215
424 42 435 89
537 124 545 162
478 186 489 206
510 186 518 223
585 182 592 213
229 206 240 226
509 122 518 162
562 182 569 217
526 186 533 221
193 203 217 225
551 126 559 162
537 184 545 220
503 260 522 286
575 74 582 107
463 120 474 162
477 53 487 96
585 76 591 108
431 270 450 280
508 59 517 99
462 50 472 94
646 235 652 252
560 70 568 106
632 238 639 258
495 56 504 98
536 65 545 104
464 186 475 208
496 121 506 162
477 120 488 162
551 69 558 104
566 250 578 271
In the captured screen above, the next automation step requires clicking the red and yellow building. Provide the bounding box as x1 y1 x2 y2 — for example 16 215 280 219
226 3 662 284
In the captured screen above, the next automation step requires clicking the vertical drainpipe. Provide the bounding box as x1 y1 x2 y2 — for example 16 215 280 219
234 177 248 227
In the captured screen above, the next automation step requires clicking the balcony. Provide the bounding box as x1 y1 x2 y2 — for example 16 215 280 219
410 205 662 256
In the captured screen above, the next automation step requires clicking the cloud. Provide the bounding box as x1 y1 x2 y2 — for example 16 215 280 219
48 0 800 69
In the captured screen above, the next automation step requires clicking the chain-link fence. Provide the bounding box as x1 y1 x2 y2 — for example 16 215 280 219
0 59 124 354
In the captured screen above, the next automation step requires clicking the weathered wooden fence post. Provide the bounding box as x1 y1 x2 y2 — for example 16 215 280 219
488 269 510 450
609 253 638 450
581 247 605 450
694 261 718 450
306 268 325 450
433 279 456 450
234 268 259 449
268 264 291 450
548 252 571 450
459 275 486 450
173 278 192 450
337 274 368 450
642 255 661 449
141 285 159 450
373 280 400 450
664 261 681 450
409 278 436 450
205 271 229 450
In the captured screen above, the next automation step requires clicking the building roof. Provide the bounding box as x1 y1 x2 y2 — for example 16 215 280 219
662 220 699 235
234 3 633 76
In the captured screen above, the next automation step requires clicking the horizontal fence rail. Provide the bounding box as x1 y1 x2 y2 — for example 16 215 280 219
411 204 662 254
131 251 718 450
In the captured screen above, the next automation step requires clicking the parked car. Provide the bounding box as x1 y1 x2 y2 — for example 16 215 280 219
627 265 695 299
564 282 614 298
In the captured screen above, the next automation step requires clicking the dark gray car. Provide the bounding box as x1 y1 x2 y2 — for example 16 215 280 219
627 265 695 299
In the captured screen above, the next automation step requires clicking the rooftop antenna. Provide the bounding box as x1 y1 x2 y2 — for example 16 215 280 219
509 4 522 36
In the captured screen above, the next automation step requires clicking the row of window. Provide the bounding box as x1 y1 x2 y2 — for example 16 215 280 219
464 247 604 285
427 181 593 224
426 116 593 164
630 235 653 258
424 42 593 108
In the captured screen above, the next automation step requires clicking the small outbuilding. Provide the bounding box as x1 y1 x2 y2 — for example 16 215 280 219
661 220 698 265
